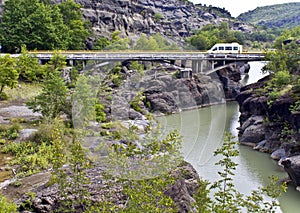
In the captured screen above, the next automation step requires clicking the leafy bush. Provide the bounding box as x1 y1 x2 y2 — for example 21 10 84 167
154 13 163 21
0 194 17 212
2 141 55 176
95 102 106 122
272 70 291 87
0 122 21 140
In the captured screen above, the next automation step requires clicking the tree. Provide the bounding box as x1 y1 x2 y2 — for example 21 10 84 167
0 0 68 53
26 53 68 118
43 51 67 75
57 0 90 49
0 54 18 99
209 132 286 212
134 34 149 50
93 37 111 50
17 45 43 81
27 70 68 118
187 22 243 50
72 75 97 129
0 0 90 52
188 34 209 50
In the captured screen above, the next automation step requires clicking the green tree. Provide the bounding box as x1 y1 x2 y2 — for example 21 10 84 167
152 33 179 50
26 70 68 118
58 0 90 49
122 176 177 212
0 0 68 52
209 132 286 212
93 37 111 50
106 31 130 50
273 26 300 50
188 34 210 50
0 54 18 98
187 22 243 50
43 51 67 75
134 34 149 50
17 45 43 81
0 0 90 52
26 53 68 118
72 75 97 128
263 49 288 74
210 133 241 212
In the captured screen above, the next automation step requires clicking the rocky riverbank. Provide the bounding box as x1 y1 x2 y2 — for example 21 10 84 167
236 76 300 189
1 162 200 213
0 60 247 211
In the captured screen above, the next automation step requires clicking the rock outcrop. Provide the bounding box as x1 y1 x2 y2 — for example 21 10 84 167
216 62 250 99
236 76 300 189
1 162 201 212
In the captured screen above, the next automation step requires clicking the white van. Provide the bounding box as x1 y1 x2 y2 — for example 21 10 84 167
207 42 242 54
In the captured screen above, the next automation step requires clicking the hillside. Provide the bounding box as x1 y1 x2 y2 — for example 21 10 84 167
12 0 252 47
61 0 253 47
237 2 300 29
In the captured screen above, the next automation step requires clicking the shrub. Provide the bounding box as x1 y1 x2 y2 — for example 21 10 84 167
154 13 163 21
272 70 291 87
0 194 17 212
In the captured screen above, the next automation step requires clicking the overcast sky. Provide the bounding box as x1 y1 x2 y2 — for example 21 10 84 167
190 0 300 17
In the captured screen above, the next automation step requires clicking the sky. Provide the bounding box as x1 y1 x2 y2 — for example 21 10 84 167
191 0 300 17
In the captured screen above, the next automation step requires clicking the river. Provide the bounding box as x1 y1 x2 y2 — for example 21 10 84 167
158 62 300 213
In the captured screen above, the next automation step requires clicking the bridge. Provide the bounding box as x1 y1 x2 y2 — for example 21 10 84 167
7 51 265 75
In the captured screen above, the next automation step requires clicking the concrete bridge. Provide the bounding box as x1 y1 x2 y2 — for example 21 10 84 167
8 51 266 75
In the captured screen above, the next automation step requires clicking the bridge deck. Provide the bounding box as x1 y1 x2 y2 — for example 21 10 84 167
5 51 265 61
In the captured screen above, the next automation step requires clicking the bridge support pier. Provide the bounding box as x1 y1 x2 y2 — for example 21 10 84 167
192 60 197 73
192 60 204 73
68 59 74 66
181 60 187 68
199 60 203 73
181 69 193 78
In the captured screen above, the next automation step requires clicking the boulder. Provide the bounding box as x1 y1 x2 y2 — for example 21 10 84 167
280 155 300 188
17 129 38 142
271 148 286 160
239 120 266 146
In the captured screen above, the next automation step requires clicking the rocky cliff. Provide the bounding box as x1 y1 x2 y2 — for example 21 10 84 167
236 77 300 189
75 0 252 45
0 0 251 47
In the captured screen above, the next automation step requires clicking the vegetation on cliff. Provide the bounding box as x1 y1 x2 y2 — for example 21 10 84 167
262 26 300 102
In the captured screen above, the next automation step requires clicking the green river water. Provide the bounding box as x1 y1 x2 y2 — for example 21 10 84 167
158 62 300 213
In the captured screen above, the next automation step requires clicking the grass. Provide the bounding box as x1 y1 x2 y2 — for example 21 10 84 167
4 82 42 104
